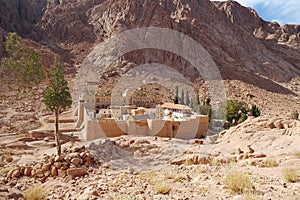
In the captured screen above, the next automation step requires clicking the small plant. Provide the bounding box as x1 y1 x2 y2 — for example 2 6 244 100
292 152 300 159
0 167 12 176
183 159 194 166
262 157 278 167
137 171 157 185
198 166 207 173
24 184 48 200
249 105 260 117
243 192 262 200
282 168 299 183
173 177 182 183
292 110 299 120
154 182 170 194
210 157 220 166
198 186 208 194
222 171 254 194
164 173 174 179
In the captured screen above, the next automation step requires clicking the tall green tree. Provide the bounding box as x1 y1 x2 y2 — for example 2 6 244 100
199 98 212 122
1 32 72 156
185 90 190 106
43 56 72 155
180 89 185 105
173 86 179 104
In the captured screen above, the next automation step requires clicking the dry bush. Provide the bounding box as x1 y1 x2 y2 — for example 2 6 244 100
24 184 48 200
222 171 254 194
164 173 174 179
198 186 208 194
293 152 300 159
0 167 11 176
209 157 220 166
173 177 182 183
137 171 157 185
183 159 194 166
154 182 170 194
243 192 262 200
282 168 299 183
198 165 207 173
262 157 278 167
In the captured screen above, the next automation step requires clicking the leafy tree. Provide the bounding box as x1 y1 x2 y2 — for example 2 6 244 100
199 98 212 122
1 32 45 90
190 99 194 111
180 89 185 105
1 32 72 156
43 55 72 155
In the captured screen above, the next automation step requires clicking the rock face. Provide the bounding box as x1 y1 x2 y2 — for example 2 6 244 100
0 0 300 116
213 1 300 50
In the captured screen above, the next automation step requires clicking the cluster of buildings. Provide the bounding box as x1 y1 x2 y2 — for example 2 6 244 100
74 95 208 141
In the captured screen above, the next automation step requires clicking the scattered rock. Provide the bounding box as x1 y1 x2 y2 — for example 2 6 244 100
11 169 20 178
50 167 58 177
67 168 87 178
6 157 13 163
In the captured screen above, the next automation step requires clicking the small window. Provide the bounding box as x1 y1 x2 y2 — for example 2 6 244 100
172 125 177 131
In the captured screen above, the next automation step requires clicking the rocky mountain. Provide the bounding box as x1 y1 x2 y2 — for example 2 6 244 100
213 1 300 50
1 0 300 128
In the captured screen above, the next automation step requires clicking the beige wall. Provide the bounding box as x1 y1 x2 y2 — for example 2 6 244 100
81 109 209 140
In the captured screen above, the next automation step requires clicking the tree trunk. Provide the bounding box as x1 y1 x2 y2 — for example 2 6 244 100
54 108 61 156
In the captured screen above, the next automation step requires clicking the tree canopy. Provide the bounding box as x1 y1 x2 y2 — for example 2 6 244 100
1 32 45 90
43 55 72 113
1 32 72 156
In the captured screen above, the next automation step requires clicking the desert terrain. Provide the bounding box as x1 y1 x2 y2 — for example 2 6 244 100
0 0 300 199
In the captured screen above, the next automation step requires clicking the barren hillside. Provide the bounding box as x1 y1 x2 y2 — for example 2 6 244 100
0 0 300 129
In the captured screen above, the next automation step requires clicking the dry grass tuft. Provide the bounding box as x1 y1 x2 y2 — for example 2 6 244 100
243 192 262 200
198 186 208 194
154 182 170 194
0 167 11 176
222 171 254 194
292 152 300 159
262 157 278 167
173 177 182 183
198 165 207 173
24 184 48 200
282 168 299 183
209 157 220 166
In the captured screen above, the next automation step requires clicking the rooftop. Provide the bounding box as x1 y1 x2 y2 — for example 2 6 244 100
162 103 191 110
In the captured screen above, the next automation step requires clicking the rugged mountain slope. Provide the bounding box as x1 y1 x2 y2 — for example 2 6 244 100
213 0 300 50
1 0 300 134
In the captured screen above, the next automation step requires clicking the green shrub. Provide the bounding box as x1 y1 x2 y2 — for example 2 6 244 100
249 105 260 117
225 100 248 124
199 98 212 122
